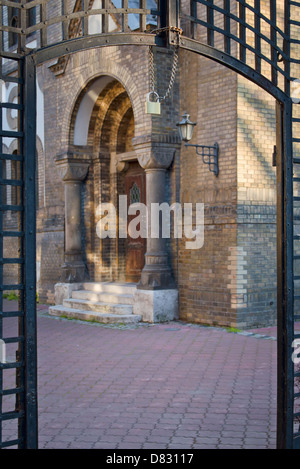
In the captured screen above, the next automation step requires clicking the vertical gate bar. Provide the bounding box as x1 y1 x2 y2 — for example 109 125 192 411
223 0 230 55
190 0 197 40
285 98 294 449
276 99 285 449
23 53 37 450
122 0 128 32
102 0 109 34
276 98 294 449
140 0 147 32
160 0 166 29
167 0 179 27
206 0 214 47
62 0 68 41
0 52 3 449
270 0 277 86
254 0 261 73
40 1 47 48
17 56 25 450
0 3 3 59
167 0 179 45
82 0 89 37
19 0 26 54
284 0 290 95
238 1 246 63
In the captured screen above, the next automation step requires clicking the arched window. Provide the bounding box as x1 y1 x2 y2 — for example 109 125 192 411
8 3 36 48
8 9 18 48
130 182 140 205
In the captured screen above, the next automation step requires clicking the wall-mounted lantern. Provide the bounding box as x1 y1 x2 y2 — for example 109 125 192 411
176 112 219 176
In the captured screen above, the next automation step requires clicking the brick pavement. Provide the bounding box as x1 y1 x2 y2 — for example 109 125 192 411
3 301 278 449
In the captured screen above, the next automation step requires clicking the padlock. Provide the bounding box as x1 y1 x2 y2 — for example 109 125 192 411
145 91 161 115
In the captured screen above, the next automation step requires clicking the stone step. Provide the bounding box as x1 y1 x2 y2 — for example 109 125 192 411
71 290 134 305
48 305 142 325
63 298 133 315
81 282 137 295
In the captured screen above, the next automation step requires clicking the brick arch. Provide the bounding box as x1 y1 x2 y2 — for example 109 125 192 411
68 55 146 148
117 107 134 154
88 79 132 152
69 75 115 146
8 139 18 155
98 93 132 155
91 83 133 156
93 60 145 134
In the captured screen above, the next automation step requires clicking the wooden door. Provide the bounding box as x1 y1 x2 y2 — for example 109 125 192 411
125 162 146 282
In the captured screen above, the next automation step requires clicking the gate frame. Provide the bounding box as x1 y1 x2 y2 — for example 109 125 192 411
0 0 297 449
30 33 297 450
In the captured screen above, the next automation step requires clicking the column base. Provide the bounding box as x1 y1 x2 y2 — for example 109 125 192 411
137 263 176 290
60 260 87 283
133 288 178 323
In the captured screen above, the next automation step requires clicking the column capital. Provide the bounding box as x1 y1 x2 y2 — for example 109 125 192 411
132 134 180 170
55 152 90 182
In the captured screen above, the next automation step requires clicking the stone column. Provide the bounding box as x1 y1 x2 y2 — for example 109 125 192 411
56 156 90 284
132 138 179 322
140 166 175 289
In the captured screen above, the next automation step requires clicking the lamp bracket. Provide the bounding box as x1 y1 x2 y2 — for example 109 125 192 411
184 142 219 176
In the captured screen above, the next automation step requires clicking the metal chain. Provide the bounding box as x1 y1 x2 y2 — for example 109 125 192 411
148 28 181 103
149 45 156 95
159 46 179 102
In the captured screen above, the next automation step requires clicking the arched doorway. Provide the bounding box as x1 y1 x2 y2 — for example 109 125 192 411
69 76 146 284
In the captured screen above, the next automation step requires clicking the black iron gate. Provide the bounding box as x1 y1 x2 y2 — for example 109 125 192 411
0 0 299 449
0 51 37 448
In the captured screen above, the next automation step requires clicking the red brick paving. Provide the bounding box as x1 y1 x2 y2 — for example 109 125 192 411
3 301 278 449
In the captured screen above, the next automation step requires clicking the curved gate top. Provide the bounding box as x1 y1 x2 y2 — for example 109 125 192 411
0 0 299 99
0 0 299 449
